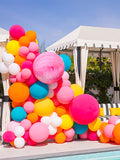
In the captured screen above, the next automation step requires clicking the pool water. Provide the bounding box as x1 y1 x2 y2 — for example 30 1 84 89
43 150 120 160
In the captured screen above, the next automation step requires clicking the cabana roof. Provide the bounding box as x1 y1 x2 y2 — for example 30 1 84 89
46 26 120 51
0 28 9 42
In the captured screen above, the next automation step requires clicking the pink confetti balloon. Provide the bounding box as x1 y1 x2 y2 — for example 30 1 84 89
57 86 74 104
10 75 17 83
7 121 20 132
26 52 36 61
21 68 32 80
28 42 39 53
33 52 64 84
19 46 29 57
20 119 32 130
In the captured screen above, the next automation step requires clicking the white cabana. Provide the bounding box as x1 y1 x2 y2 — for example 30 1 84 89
46 26 120 103
0 28 10 137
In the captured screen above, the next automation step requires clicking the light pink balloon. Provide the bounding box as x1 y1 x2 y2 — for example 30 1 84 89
29 122 49 143
33 52 64 84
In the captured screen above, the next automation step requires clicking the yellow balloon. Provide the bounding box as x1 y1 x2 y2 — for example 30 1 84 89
35 39 38 44
6 40 20 56
34 98 55 117
60 114 73 130
71 84 84 97
88 118 102 131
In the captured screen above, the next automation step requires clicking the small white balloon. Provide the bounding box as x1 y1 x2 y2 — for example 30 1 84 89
0 62 8 74
14 126 25 137
50 112 58 118
47 89 54 98
2 53 14 66
115 119 120 125
41 116 51 126
51 117 62 127
48 125 57 135
97 129 101 137
48 82 58 89
14 137 25 148
8 63 20 75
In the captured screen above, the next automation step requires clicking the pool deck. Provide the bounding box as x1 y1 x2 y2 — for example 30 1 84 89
0 140 120 160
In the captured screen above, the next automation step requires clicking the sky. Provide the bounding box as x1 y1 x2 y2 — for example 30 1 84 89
1 0 120 50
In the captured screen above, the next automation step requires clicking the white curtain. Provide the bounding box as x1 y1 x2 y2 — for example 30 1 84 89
73 46 88 92
110 51 119 103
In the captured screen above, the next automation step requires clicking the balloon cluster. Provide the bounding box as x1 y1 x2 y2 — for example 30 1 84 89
2 25 100 148
97 116 120 144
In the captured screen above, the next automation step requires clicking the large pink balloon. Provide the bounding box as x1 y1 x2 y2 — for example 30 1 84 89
69 94 100 125
29 122 49 143
33 52 64 84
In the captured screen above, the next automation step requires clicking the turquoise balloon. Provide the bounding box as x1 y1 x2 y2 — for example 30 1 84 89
11 107 27 122
30 81 49 99
60 54 71 71
73 122 88 134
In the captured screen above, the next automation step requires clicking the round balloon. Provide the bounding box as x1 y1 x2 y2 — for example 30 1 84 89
9 25 25 40
34 98 55 117
8 82 29 102
6 40 20 56
33 52 64 84
59 54 71 71
11 107 27 122
69 94 100 125
30 81 49 99
29 122 49 143
73 122 88 134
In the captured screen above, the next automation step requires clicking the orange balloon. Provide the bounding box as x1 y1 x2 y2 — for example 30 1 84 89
114 138 120 144
99 133 110 143
113 123 120 140
15 55 26 66
55 105 66 117
12 101 25 108
55 132 66 144
25 30 37 42
10 141 15 147
57 127 63 134
8 82 29 103
100 122 108 132
19 36 30 47
27 113 38 123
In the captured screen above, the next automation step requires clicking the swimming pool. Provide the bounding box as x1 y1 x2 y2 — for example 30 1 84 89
43 150 120 160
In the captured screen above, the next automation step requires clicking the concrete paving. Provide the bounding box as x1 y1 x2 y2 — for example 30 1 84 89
0 140 120 160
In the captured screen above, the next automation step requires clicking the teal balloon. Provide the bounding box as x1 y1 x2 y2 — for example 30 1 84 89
11 107 27 122
73 122 88 134
30 81 49 99
60 54 71 71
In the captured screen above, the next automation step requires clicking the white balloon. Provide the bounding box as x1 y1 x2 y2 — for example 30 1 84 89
115 119 120 125
48 125 57 135
14 126 25 137
47 89 54 98
14 137 25 148
97 129 101 137
41 116 51 126
48 82 58 89
0 62 8 74
51 117 62 127
50 112 58 118
8 63 20 75
2 53 14 66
